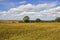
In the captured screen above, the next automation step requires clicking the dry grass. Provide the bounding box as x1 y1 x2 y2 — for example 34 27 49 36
0 22 60 40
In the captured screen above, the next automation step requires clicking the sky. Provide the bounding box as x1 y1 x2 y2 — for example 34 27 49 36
0 0 60 20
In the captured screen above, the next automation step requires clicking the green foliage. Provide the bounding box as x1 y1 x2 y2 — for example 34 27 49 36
35 18 41 22
55 17 60 22
23 16 30 22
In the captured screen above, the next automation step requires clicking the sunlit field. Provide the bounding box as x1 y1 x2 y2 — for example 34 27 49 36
0 22 60 40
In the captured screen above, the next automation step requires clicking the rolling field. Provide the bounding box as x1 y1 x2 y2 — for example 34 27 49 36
0 22 60 40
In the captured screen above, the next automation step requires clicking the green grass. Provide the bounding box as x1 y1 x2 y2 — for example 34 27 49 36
0 23 60 40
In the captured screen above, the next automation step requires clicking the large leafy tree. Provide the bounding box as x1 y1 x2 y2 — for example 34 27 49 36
23 16 30 22
35 18 41 22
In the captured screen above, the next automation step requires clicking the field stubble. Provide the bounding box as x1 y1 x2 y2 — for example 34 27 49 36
0 22 60 40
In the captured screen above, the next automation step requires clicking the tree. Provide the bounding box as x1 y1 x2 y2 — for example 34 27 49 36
55 17 60 22
23 16 30 22
35 18 41 22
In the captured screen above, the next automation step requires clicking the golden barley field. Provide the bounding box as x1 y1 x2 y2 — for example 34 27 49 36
0 22 60 40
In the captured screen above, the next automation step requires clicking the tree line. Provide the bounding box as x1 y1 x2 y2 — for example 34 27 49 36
23 16 60 23
0 16 60 23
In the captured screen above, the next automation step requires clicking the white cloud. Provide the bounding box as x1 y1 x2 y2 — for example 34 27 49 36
10 6 60 20
0 2 60 20
19 1 26 4
8 2 56 13
15 6 60 17
40 6 60 17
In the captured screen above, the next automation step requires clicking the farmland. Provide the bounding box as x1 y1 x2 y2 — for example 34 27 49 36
0 22 60 40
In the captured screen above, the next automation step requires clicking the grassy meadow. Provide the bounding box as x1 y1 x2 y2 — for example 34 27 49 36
0 22 60 40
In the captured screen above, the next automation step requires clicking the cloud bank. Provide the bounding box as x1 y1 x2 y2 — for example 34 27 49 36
0 2 60 20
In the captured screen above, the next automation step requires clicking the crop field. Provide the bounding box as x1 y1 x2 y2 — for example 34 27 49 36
0 22 60 40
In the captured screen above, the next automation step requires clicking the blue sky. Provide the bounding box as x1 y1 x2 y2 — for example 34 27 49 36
0 0 60 20
0 0 59 11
